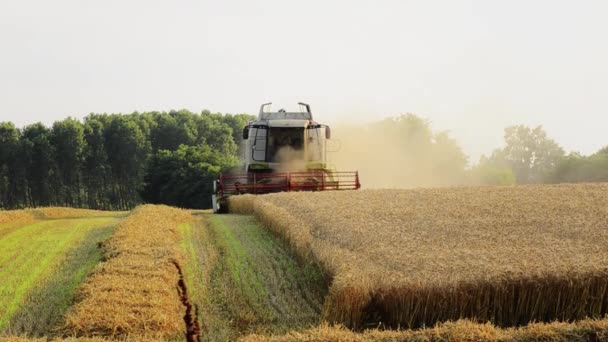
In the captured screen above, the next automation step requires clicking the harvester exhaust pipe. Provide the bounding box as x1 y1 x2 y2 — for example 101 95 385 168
259 102 272 115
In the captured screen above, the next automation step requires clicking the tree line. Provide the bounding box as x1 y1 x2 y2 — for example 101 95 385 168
0 110 605 210
334 114 608 188
473 125 608 185
0 110 253 210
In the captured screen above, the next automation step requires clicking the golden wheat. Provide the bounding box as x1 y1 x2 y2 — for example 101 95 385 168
0 211 35 225
228 184 608 329
63 205 192 340
28 207 124 219
239 318 608 342
0 337 164 342
0 207 120 226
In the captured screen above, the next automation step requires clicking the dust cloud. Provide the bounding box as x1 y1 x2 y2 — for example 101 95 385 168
275 146 306 172
327 117 468 189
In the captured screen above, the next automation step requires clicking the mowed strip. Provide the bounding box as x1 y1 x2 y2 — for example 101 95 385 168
228 184 608 329
180 213 327 340
0 216 120 334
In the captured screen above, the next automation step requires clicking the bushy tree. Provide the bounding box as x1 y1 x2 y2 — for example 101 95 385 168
0 110 254 210
0 122 23 207
20 123 57 207
548 150 608 183
150 110 198 152
104 116 151 209
51 118 85 206
83 119 111 208
141 144 238 208
481 125 564 184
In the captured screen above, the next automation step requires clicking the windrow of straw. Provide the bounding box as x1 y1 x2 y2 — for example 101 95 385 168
0 207 121 226
228 184 608 329
0 210 35 226
239 318 608 342
0 337 165 342
27 207 124 220
63 205 192 340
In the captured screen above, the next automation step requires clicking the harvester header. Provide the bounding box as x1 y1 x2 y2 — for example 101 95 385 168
212 102 360 212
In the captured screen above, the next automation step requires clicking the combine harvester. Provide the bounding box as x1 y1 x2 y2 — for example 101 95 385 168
212 103 361 213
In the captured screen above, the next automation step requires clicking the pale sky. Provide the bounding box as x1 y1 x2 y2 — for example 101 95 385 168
1 0 607 161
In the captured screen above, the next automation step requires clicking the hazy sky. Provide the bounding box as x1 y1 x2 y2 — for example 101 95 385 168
1 0 607 161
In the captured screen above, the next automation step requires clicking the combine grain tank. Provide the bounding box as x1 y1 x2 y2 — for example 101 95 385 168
212 102 360 212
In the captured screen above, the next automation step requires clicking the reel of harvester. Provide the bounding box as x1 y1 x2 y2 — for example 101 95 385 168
213 170 360 212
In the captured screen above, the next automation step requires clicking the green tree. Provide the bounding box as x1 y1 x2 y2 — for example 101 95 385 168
51 118 85 206
104 116 150 209
83 119 111 209
150 110 198 152
0 122 23 208
218 113 255 156
141 144 238 208
1 110 252 210
585 153 608 181
549 150 608 183
483 125 564 184
20 123 57 207
197 112 238 156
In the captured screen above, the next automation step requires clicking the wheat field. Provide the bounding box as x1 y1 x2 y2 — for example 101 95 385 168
240 318 608 342
228 184 608 329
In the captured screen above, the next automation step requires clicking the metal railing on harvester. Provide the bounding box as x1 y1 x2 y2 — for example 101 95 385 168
217 171 360 197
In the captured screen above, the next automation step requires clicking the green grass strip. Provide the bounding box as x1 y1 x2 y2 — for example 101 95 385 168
210 215 269 304
0 217 118 334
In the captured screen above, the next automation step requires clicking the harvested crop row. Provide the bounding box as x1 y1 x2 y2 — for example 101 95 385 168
0 337 165 342
240 318 608 342
63 205 192 340
228 184 608 329
28 207 126 220
0 207 122 226
0 211 35 226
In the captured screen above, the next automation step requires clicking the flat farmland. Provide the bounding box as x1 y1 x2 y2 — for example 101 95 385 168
0 210 123 337
228 184 608 330
2 183 608 341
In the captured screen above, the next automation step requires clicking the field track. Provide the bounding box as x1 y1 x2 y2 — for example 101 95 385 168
0 215 121 336
180 213 327 341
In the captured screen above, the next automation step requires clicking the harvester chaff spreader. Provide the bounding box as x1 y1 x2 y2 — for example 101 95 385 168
212 103 360 212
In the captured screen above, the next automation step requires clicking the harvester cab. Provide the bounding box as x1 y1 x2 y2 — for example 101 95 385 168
212 102 360 213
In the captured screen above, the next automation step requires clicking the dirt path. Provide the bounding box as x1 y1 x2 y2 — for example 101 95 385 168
181 213 328 341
